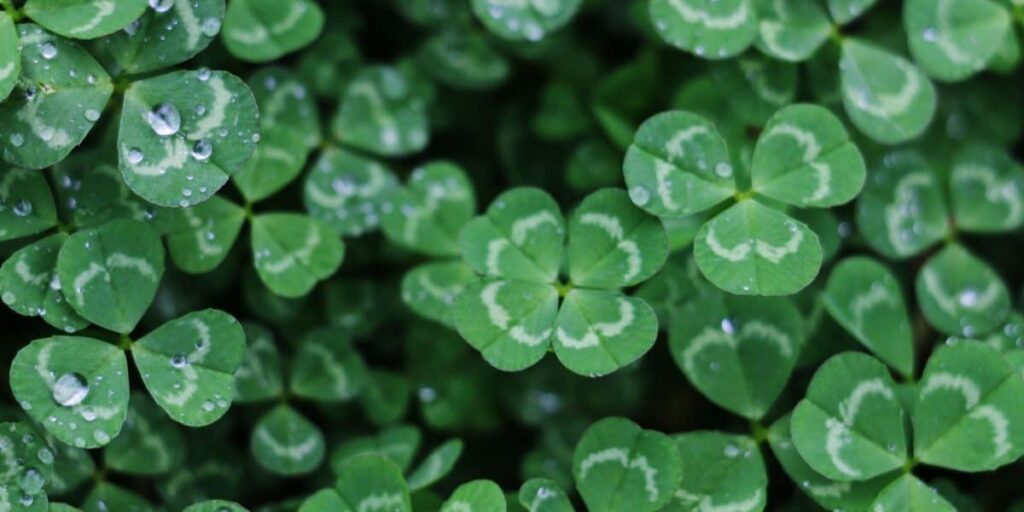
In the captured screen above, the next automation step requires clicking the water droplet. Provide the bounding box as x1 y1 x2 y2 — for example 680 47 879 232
36 447 52 465
81 407 97 422
12 199 32 217
39 42 57 60
714 162 733 178
196 67 211 81
170 354 187 368
418 386 437 402
202 400 215 412
720 318 736 334
19 468 44 495
52 372 89 407
126 147 144 164
9 133 24 147
201 17 221 37
724 443 740 458
147 103 181 136
84 109 101 122
149 0 174 13
124 19 140 36
19 494 34 507
958 289 979 308
190 139 212 161
922 27 938 42
93 430 110 444
629 185 650 206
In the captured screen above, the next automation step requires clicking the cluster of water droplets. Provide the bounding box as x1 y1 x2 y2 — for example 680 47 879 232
0 425 52 507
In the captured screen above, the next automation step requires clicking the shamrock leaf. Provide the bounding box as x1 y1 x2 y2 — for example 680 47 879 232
334 454 412 512
183 501 248 512
166 196 246 274
56 218 165 334
0 13 20 101
649 0 758 60
222 0 324 63
96 0 225 75
417 28 509 90
662 432 766 512
827 0 877 25
83 482 152 511
839 38 937 144
751 103 866 208
0 422 54 510
669 293 802 420
0 25 112 170
822 257 914 377
440 480 505 512
913 343 1024 471
791 352 907 481
915 244 1010 338
381 161 476 257
573 417 681 512
251 404 325 476
251 213 345 298
471 0 582 42
132 309 246 426
23 0 147 40
868 474 956 512
10 336 129 449
854 150 948 259
331 424 421 474
118 69 259 208
948 142 1024 233
711 54 797 127
289 327 368 402
407 438 464 491
303 147 400 237
553 290 657 377
103 394 184 476
401 261 478 327
693 199 822 296
232 322 283 403
0 234 88 333
247 66 320 150
623 111 734 218
332 66 430 158
0 168 58 242
753 0 831 62
518 478 573 512
904 0 1011 82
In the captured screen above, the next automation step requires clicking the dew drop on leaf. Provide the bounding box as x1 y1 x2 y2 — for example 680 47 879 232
38 42 57 60
149 0 174 13
127 148 144 164
12 199 33 217
147 103 182 137
170 354 187 368
191 139 213 161
19 468 44 495
52 372 89 407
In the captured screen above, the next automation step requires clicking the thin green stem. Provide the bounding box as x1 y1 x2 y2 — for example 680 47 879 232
118 333 134 351
750 420 769 444
1 0 22 21
829 24 845 46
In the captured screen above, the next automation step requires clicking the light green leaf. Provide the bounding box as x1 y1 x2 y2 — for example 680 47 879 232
303 147 400 237
0 25 112 170
712 54 797 127
251 213 345 298
382 161 476 257
915 244 1010 337
441 480 506 512
251 404 325 476
649 0 757 59
572 417 681 512
183 500 249 512
913 342 1024 471
623 111 734 217
840 38 937 144
662 432 765 512
0 422 54 511
471 0 581 42
417 28 509 90
0 167 57 242
401 261 478 328
754 0 831 62
868 474 956 512
233 321 283 403
460 188 564 283
330 424 421 474
299 489 346 512
83 482 154 512
118 69 259 208
0 13 20 101
57 218 164 334
335 454 412 512
791 352 907 481
566 188 668 289
854 150 948 259
103 393 184 476
332 66 430 158
518 478 573 512
453 279 558 372
693 199 822 296
290 326 368 402
948 141 1024 233
232 128 309 204
222 0 324 62
751 103 866 207
23 0 147 39
669 293 802 420
827 0 877 25
96 0 225 75
10 336 129 449
822 257 914 377
904 0 1011 82
50 155 174 232
407 438 463 491
166 196 246 273
553 290 657 377
248 66 320 150
132 309 246 426
0 233 89 334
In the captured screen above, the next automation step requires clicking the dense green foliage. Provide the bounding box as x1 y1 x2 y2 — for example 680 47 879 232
1 0 1024 510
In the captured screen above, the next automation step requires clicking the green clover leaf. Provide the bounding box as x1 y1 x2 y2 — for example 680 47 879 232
330 424 421 474
753 0 831 62
904 0 1011 82
401 261 478 328
0 168 58 242
948 141 1024 233
333 454 412 512
440 480 505 512
0 422 54 510
649 0 758 60
103 393 184 476
662 432 766 512
222 0 324 63
471 0 582 42
166 196 246 274
331 66 430 158
0 233 89 333
553 290 658 377
868 474 956 512
407 438 463 491
23 0 147 40
251 404 325 476
289 326 368 402
0 12 20 101
827 0 877 25
303 147 400 237
518 478 573 512
915 244 1010 338
251 213 345 298
417 28 510 90
381 161 476 257
232 321 283 403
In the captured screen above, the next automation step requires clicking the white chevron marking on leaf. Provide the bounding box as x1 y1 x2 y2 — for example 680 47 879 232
511 211 560 245
969 405 1012 458
667 0 750 29
557 298 635 349
68 0 114 35
578 447 660 502
921 372 980 409
580 213 641 281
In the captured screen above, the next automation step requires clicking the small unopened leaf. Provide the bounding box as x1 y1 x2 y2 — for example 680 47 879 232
663 432 765 512
381 161 476 257
751 103 866 208
904 0 1010 82
0 422 54 510
840 39 937 144
441 480 506 512
791 352 907 481
649 0 757 59
915 244 1010 338
251 404 325 476
407 438 463 491
0 167 57 242
694 199 822 296
24 0 147 40
10 336 129 449
166 196 246 273
103 394 184 476
57 218 165 334
0 13 20 101
401 261 478 327
948 142 1024 233
754 0 831 62
913 343 1024 471
233 322 283 403
290 327 368 402
0 233 89 333
553 290 657 377
822 257 914 376
471 0 581 42
332 66 429 158
334 454 412 512
869 474 956 512
132 309 246 426
118 69 259 208
251 213 345 298
518 478 573 512
96 0 225 74
222 0 324 63
573 417 680 512
303 147 399 237
623 111 734 217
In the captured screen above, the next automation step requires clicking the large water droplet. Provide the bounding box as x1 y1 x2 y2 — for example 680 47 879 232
201 17 221 37
170 354 187 368
147 103 181 137
52 372 89 407
19 468 45 495
39 42 57 60
196 67 211 81
12 199 33 217
715 162 733 178
84 109 101 122
628 185 650 206
190 139 212 161
149 0 174 13
9 133 24 147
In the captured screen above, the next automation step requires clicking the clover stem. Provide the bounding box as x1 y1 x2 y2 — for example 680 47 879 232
829 24 845 46
118 333 134 351
749 420 769 444
732 190 755 202
0 0 21 21
903 457 918 473
554 281 573 297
